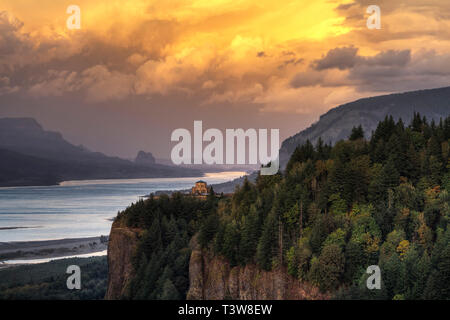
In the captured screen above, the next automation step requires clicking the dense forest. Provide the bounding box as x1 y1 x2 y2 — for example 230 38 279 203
0 257 107 300
117 192 219 299
118 113 450 300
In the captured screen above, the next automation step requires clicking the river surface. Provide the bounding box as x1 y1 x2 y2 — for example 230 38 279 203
0 172 244 242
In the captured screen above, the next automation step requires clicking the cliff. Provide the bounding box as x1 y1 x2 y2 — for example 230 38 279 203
105 225 327 300
187 238 327 300
105 220 142 300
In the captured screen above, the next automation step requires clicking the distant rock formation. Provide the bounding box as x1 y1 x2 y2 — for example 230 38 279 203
134 151 156 166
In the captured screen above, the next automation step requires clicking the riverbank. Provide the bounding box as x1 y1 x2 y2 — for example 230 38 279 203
0 236 108 265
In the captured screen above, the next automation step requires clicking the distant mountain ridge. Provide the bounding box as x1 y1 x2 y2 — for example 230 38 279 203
0 118 126 165
0 118 201 187
279 86 450 168
2 85 450 186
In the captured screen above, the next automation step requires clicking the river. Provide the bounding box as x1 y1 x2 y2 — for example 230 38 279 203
0 172 245 242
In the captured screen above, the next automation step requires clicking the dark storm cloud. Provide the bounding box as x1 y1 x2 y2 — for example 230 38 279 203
290 71 325 88
0 11 33 67
311 47 410 72
311 46 359 70
362 50 411 67
293 46 450 93
335 3 357 11
348 50 450 92
332 0 450 44
0 11 29 50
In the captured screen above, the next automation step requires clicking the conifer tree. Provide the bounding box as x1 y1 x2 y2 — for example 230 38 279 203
256 211 277 270
349 125 364 141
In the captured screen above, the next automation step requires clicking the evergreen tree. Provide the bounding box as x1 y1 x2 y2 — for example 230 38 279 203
117 114 450 300
198 212 219 248
383 157 400 189
159 279 180 300
309 244 345 292
349 125 364 141
222 222 240 266
256 211 277 270
239 206 260 264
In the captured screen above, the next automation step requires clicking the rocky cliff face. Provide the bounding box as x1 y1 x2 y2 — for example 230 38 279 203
106 226 327 300
105 220 142 300
187 239 327 300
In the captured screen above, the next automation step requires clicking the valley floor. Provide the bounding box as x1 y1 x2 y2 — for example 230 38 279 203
0 236 108 266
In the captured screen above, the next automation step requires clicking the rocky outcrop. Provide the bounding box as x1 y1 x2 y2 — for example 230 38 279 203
105 220 142 300
187 239 328 300
106 226 327 300
134 151 156 166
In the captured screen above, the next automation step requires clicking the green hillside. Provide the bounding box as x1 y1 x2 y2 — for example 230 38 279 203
116 113 450 300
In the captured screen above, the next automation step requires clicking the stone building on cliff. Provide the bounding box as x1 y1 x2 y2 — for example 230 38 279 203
191 180 208 195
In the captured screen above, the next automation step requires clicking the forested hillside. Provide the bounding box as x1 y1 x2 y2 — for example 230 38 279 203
114 113 450 300
114 193 218 299
0 257 107 300
279 86 450 168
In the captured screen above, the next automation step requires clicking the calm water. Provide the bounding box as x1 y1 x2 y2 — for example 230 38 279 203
0 172 244 242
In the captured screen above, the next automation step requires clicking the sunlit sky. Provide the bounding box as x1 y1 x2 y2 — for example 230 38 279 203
1 0 450 158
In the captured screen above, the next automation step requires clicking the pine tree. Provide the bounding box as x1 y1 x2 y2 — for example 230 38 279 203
381 252 403 298
239 206 260 264
309 244 345 292
198 212 219 248
344 240 366 283
349 125 364 141
256 211 277 270
383 157 400 189
159 279 180 300
412 112 423 132
286 140 315 172
222 222 240 266
386 133 405 174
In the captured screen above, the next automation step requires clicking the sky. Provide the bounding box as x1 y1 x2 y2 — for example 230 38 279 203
1 0 450 159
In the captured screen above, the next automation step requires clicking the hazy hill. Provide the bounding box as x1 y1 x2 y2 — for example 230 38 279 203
0 148 61 187
0 118 201 187
280 86 450 168
0 118 131 165
134 151 156 166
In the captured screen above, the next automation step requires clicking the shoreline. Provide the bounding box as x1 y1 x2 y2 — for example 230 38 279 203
0 172 247 268
0 235 109 266
0 171 246 189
